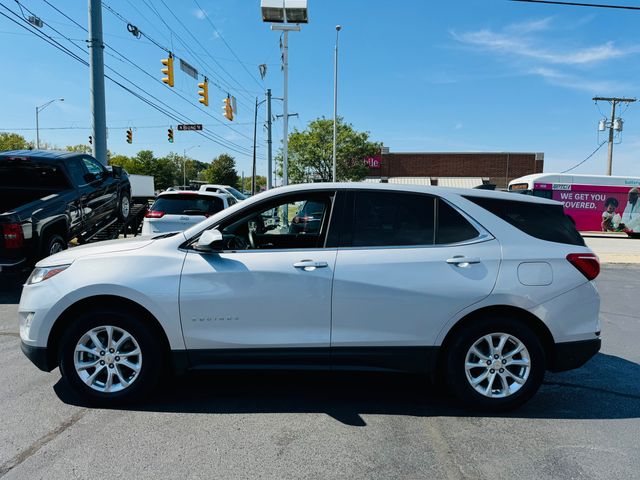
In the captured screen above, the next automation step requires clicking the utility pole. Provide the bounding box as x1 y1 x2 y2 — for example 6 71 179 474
593 96 636 176
88 0 107 165
266 89 273 190
252 97 259 195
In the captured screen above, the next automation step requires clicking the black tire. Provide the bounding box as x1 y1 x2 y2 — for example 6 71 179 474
118 192 131 222
40 233 67 260
445 316 545 412
58 308 162 405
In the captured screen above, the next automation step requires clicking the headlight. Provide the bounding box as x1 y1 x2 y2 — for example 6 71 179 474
27 264 70 285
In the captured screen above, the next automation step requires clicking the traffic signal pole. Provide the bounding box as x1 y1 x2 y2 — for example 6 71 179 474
88 0 107 165
266 89 273 190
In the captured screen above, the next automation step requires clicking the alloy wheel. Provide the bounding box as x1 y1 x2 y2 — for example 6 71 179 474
73 325 142 393
464 332 531 398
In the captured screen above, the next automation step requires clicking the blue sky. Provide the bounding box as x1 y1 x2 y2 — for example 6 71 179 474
2 0 640 178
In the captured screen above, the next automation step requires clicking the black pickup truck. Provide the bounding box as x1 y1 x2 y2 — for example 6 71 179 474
0 150 131 272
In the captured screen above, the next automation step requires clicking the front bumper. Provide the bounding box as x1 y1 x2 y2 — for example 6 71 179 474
21 341 54 372
548 338 601 372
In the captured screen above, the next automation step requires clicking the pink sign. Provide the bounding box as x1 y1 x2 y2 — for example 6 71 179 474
534 182 640 232
364 155 381 169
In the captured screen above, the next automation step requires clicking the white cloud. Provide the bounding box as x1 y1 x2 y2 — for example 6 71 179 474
193 8 207 20
450 19 639 92
451 29 635 66
529 67 632 93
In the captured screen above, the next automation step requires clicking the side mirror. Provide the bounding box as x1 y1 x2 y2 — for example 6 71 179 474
195 229 224 252
84 173 96 183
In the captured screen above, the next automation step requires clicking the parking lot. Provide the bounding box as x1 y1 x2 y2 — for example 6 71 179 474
0 238 639 480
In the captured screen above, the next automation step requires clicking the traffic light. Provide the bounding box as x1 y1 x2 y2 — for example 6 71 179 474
198 78 209 107
223 96 233 121
168 128 174 143
126 128 133 144
161 53 174 87
88 135 93 145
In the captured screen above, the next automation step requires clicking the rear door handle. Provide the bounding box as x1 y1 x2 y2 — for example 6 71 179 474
293 260 328 271
446 256 481 267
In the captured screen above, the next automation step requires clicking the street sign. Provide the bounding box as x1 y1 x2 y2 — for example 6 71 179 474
179 59 198 79
177 124 203 131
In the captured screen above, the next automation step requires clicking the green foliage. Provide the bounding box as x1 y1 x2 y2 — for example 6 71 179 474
0 132 32 151
241 175 267 194
277 117 380 183
202 154 239 187
65 144 92 154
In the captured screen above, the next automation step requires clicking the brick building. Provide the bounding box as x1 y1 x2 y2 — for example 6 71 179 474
365 152 544 189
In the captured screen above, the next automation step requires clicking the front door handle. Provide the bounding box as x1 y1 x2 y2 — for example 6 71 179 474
293 260 328 271
446 256 481 267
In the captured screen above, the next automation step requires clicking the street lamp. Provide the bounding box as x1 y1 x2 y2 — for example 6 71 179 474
261 0 308 187
35 98 64 149
183 145 200 187
332 25 342 183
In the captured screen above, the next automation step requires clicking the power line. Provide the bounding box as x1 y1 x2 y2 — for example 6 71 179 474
511 0 640 10
191 0 264 88
562 141 607 173
27 0 259 150
0 3 254 156
101 0 257 114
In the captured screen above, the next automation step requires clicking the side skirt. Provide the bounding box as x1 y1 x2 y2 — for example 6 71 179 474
171 346 439 374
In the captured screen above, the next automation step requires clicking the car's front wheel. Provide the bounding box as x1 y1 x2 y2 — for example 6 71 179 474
445 316 545 411
59 309 161 404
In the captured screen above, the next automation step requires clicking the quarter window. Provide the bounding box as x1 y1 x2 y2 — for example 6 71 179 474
436 199 480 244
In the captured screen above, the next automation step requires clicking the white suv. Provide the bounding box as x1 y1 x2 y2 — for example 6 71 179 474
141 191 231 235
199 184 247 201
18 183 601 410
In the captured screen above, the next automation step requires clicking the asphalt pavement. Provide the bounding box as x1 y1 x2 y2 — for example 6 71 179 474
0 264 638 479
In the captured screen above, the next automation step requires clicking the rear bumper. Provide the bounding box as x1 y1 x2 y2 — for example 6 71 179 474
548 338 601 372
21 341 54 372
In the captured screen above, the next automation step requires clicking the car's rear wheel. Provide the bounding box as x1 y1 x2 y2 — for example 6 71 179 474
445 316 545 411
59 309 162 404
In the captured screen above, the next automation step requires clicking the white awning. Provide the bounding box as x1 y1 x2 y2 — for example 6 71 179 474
388 177 432 185
436 177 485 189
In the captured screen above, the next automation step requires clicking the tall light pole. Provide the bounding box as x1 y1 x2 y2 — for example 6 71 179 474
35 98 64 149
261 0 308 187
332 25 342 183
183 145 200 186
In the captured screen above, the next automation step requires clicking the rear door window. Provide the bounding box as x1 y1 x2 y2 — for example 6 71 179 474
465 195 585 246
349 191 435 247
151 194 225 216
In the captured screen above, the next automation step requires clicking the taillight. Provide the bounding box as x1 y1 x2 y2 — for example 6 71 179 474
2 223 24 249
145 211 165 218
567 253 600 281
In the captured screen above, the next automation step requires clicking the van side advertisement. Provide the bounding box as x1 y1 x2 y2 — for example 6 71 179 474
534 182 640 232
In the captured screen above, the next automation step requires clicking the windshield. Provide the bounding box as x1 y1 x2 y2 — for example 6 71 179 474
225 187 247 200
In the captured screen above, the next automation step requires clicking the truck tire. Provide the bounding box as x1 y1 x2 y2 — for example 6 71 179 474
118 192 131 222
41 233 67 260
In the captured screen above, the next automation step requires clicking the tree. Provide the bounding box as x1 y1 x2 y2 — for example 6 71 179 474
241 175 267 193
277 117 380 183
202 154 239 187
65 144 92 154
0 132 32 151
